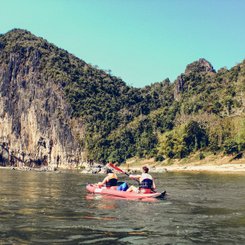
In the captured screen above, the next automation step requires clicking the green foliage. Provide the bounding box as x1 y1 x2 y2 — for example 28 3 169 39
206 116 245 155
224 140 240 155
155 155 165 162
158 121 209 159
222 117 245 155
183 121 208 152
1 29 244 163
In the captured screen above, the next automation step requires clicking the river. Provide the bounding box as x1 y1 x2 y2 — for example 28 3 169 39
0 168 245 244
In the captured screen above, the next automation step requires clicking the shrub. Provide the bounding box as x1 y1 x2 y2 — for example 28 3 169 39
224 140 239 155
155 155 165 162
199 152 205 160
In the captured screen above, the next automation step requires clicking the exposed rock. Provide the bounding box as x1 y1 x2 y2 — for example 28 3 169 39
185 58 215 74
0 33 86 169
173 74 185 101
173 59 215 100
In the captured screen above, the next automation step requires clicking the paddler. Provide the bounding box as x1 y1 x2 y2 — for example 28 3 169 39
97 168 118 187
126 166 156 193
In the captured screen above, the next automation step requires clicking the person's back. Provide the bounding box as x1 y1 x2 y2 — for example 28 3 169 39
139 173 153 182
97 169 118 187
105 172 118 187
127 166 156 193
139 167 155 193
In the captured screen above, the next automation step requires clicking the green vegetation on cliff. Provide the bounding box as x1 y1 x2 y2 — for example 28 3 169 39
0 29 244 164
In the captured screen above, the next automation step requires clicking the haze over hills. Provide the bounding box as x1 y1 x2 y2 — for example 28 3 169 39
0 29 244 168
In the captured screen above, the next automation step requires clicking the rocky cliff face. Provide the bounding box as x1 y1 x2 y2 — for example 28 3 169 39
185 58 215 74
0 31 84 168
173 58 216 100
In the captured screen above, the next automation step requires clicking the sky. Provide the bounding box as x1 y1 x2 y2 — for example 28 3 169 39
1 0 245 87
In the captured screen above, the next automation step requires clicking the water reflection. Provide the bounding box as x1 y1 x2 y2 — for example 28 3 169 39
86 194 119 210
0 169 245 244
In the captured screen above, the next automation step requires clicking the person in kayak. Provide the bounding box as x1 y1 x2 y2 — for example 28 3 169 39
97 168 118 187
126 166 156 193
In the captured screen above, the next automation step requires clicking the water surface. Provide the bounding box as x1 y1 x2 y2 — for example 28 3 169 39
0 169 245 244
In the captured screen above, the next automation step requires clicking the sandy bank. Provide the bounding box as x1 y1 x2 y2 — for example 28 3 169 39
123 163 245 174
123 155 245 174
163 163 245 173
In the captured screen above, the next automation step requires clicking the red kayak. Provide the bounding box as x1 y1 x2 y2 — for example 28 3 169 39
86 184 166 199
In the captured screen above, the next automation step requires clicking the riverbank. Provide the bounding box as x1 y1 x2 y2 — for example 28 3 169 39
1 153 244 174
0 165 59 172
123 163 245 174
123 154 245 174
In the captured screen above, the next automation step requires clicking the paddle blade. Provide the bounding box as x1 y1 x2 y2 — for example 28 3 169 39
107 163 128 175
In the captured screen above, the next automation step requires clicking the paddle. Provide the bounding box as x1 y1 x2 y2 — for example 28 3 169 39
107 162 129 176
107 163 161 194
107 163 140 184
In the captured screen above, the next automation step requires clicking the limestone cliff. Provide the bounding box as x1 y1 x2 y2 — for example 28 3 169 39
0 30 85 168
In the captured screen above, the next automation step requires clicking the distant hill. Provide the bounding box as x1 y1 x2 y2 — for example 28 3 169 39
0 29 244 168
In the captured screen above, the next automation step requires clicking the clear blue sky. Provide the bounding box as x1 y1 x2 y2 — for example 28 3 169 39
1 0 245 87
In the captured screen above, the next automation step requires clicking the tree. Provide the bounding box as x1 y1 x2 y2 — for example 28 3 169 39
183 121 208 152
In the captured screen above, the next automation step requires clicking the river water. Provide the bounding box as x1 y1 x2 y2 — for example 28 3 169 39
0 169 245 244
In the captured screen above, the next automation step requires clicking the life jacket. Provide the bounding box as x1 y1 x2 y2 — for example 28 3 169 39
139 173 153 190
105 173 118 187
139 178 153 189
